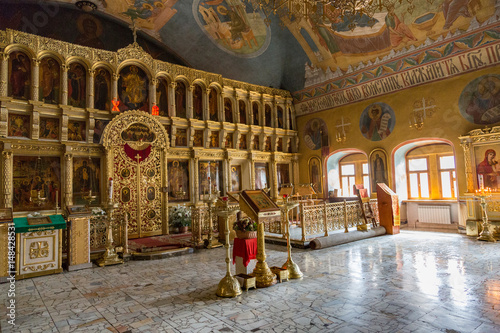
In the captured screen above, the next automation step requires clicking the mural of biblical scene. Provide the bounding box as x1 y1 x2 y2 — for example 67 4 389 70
303 118 328 150
475 145 500 191
370 148 389 192
117 0 178 32
8 51 31 100
292 1 497 88
12 156 61 212
253 135 259 150
93 119 110 143
252 102 259 125
194 0 271 57
264 136 271 151
68 62 87 108
121 123 156 142
277 106 284 129
209 88 218 121
75 13 105 49
225 132 233 148
309 157 322 194
239 100 247 124
156 77 169 116
193 84 203 120
168 160 190 202
224 98 233 123
118 65 149 112
194 130 204 147
360 102 395 141
230 165 242 192
175 128 188 147
277 163 290 191
459 74 500 125
210 131 219 148
265 104 272 127
239 134 247 150
254 163 269 190
277 137 283 152
68 120 86 141
73 157 101 205
175 81 187 118
199 161 223 199
39 57 60 104
8 114 30 138
94 67 111 111
39 117 59 140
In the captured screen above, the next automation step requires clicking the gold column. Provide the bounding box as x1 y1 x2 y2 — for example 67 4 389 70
271 155 278 200
2 151 13 209
187 84 194 119
32 58 40 101
169 82 176 117
111 73 118 113
61 64 68 106
250 158 255 190
193 156 199 205
88 68 95 109
64 153 73 208
0 52 8 97
149 78 157 113
253 220 277 288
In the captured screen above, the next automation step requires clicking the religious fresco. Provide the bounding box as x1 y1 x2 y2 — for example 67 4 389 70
254 162 269 190
239 100 247 124
39 57 60 105
121 123 156 142
175 81 187 118
193 84 203 120
68 62 87 108
303 118 328 150
40 117 59 140
8 51 31 100
118 65 149 112
199 161 223 199
68 120 86 141
8 114 30 138
359 103 395 141
93 119 110 143
239 134 247 149
12 156 61 212
369 148 390 193
230 165 242 191
210 131 219 148
277 106 284 129
168 160 189 202
209 88 218 121
225 132 234 148
252 102 259 125
193 0 271 57
156 77 169 116
94 68 111 111
194 130 204 147
277 163 290 189
474 144 500 191
459 74 500 125
73 157 101 205
175 128 188 146
308 157 321 194
224 98 233 122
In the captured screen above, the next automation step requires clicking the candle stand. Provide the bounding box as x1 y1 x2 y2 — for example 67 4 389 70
280 195 303 279
205 192 222 249
96 200 124 266
476 191 496 242
215 198 242 297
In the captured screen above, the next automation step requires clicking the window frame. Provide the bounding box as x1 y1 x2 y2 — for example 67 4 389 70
406 156 430 199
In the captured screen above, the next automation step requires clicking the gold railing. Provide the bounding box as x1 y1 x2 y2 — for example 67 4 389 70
89 212 127 252
191 205 219 245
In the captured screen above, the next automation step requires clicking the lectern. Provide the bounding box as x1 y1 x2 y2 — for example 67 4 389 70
239 190 280 288
376 183 400 234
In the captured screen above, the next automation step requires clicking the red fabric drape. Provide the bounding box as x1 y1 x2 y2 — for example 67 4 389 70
232 237 257 267
124 143 151 162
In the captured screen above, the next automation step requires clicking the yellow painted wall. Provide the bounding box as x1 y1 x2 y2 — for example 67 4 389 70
296 63 500 200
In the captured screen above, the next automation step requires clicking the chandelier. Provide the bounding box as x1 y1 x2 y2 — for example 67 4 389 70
245 0 421 29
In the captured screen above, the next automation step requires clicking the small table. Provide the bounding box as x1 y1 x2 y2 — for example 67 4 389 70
14 215 66 280
232 237 257 275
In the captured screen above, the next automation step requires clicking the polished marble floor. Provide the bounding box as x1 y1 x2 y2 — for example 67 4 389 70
1 230 499 333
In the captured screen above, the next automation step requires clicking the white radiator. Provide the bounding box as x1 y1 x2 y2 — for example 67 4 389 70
417 205 451 224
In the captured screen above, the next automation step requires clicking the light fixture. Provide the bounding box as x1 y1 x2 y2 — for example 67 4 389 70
409 97 436 130
75 1 97 12
245 0 423 30
335 116 350 144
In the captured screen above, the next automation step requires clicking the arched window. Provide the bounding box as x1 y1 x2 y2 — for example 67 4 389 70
8 51 31 100
406 144 457 199
239 100 247 124
39 56 61 104
337 153 369 197
94 67 110 111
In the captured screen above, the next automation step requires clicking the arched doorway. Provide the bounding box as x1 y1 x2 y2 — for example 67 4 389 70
102 110 169 238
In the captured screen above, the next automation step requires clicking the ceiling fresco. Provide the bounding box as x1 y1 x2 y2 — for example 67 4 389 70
1 0 499 100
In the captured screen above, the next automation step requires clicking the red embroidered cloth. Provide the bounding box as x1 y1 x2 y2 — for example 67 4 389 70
232 237 257 267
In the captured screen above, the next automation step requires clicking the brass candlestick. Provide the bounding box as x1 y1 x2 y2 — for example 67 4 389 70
280 195 302 279
252 220 277 288
32 190 47 207
205 192 222 249
476 191 496 242
215 197 242 297
83 190 97 208
96 200 124 266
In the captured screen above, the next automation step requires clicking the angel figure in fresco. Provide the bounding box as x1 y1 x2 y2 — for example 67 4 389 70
477 149 500 189
465 75 500 125
442 0 473 30
385 5 417 47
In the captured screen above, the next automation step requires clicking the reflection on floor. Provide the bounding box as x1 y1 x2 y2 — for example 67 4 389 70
1 231 499 332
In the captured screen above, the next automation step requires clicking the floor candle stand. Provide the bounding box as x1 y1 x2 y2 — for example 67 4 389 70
476 190 496 242
280 195 302 279
96 200 124 266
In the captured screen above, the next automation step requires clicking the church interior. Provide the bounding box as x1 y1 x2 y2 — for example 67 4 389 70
0 0 499 332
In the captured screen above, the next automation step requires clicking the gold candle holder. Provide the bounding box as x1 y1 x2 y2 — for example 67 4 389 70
476 189 496 242
281 195 303 279
215 197 242 297
205 192 222 249
96 200 124 266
